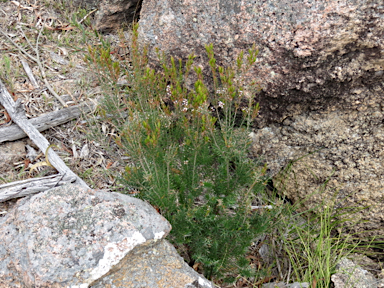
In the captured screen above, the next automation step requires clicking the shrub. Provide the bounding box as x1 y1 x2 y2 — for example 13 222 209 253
86 24 269 281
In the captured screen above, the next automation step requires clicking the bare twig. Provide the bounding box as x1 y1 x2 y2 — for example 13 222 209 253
0 78 89 189
79 8 98 24
20 58 39 88
18 27 35 54
20 58 62 112
10 1 34 12
0 27 67 106
272 238 284 280
35 28 67 107
251 205 273 210
0 27 56 72
0 28 38 63
286 259 292 284
17 27 56 72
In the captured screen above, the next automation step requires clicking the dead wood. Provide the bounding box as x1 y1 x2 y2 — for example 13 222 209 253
0 101 95 143
0 174 77 202
21 59 40 88
0 78 90 190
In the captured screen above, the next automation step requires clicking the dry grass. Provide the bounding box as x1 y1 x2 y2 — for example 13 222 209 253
0 0 126 190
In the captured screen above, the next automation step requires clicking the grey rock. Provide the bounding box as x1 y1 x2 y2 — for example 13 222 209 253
138 0 384 238
331 257 384 288
288 283 309 288
258 243 271 263
94 0 142 32
62 0 141 32
0 184 201 287
92 239 213 288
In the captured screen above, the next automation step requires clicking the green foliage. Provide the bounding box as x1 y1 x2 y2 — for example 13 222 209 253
69 8 93 43
1 55 11 74
87 23 269 280
269 166 370 287
0 55 18 94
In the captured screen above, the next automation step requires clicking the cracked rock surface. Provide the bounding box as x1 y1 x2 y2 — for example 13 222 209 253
0 184 211 287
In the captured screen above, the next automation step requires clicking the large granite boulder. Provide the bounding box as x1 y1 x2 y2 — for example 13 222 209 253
137 0 384 238
0 184 212 288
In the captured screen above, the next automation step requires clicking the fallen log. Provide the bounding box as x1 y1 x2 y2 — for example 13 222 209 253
0 78 90 191
0 101 95 143
0 174 77 202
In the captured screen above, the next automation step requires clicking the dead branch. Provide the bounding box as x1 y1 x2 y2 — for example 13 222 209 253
0 28 39 63
34 28 67 107
0 28 55 72
0 101 95 143
0 27 67 106
0 78 89 189
21 57 54 104
0 174 77 202
79 8 98 24
20 58 40 88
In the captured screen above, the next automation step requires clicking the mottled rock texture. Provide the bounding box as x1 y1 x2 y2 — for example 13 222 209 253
95 0 142 32
331 257 384 288
0 185 210 287
138 0 384 238
63 0 141 32
92 239 213 288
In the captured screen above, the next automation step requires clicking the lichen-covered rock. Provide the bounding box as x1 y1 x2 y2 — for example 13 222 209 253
138 0 384 238
0 184 172 287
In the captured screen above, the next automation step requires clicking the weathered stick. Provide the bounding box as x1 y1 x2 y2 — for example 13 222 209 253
20 58 53 106
21 59 40 88
0 174 77 202
0 28 55 72
0 101 94 143
0 78 89 189
35 29 67 107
